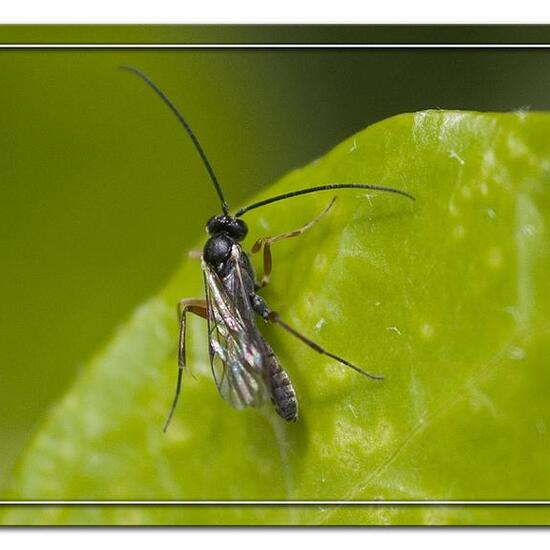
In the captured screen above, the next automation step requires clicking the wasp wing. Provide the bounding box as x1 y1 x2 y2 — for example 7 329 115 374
203 248 270 409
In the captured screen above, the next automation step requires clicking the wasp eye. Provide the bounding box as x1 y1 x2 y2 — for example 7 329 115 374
231 219 248 241
206 216 225 235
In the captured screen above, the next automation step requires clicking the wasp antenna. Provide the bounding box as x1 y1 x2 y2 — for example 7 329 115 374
120 65 230 215
235 183 415 217
268 312 384 381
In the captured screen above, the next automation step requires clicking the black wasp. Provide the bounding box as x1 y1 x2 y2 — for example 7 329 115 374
122 66 415 430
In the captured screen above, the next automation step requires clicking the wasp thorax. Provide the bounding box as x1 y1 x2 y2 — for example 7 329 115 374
203 233 233 267
206 215 248 241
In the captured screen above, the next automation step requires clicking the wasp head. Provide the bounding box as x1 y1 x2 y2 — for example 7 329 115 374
206 215 248 241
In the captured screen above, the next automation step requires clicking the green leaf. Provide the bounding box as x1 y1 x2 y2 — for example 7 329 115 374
2 110 550 525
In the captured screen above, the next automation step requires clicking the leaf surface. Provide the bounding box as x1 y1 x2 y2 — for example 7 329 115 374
3 111 550 525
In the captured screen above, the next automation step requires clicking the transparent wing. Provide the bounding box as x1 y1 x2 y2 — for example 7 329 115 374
203 253 270 409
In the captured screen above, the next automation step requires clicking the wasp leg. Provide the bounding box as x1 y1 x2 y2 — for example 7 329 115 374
251 293 383 381
188 249 202 260
250 197 336 289
164 298 207 432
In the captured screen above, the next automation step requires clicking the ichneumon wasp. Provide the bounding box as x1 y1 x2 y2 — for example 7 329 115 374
122 66 415 430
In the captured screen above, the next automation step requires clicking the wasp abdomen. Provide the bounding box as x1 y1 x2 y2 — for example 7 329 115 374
267 353 298 422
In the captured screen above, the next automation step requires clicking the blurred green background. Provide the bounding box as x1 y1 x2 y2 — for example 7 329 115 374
3 27 550 489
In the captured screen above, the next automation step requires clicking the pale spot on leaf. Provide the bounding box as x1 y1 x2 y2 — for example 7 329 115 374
487 246 503 269
453 225 465 240
420 323 435 340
